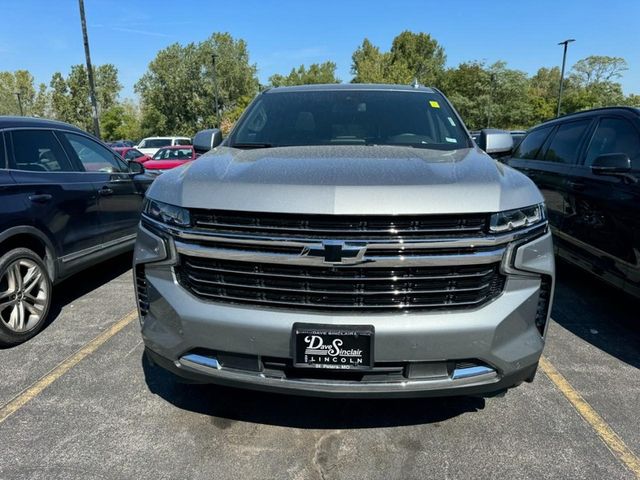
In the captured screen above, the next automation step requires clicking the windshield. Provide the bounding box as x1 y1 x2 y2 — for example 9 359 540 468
153 148 193 160
140 138 172 148
230 89 471 150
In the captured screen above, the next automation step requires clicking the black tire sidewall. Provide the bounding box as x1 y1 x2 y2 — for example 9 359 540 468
0 248 52 347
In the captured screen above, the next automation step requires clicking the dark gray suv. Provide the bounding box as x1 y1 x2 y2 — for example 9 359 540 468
135 84 554 398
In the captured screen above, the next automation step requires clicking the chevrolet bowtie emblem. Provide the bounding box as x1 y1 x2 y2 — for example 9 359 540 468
301 240 368 265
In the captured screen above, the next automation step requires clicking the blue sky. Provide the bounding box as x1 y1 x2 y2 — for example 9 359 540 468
1 0 639 99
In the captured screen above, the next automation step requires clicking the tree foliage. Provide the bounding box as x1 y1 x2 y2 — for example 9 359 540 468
135 32 258 137
269 62 339 87
0 70 36 115
351 31 446 86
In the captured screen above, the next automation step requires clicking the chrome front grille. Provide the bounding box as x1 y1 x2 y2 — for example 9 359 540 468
141 208 522 313
177 257 505 311
191 209 488 239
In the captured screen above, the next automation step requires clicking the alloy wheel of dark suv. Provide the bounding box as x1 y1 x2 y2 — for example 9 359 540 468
0 248 52 345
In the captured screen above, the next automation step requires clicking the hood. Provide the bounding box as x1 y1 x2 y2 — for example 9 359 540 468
147 145 542 215
144 159 191 170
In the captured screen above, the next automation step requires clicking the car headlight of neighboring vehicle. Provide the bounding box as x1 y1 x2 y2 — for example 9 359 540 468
489 203 546 233
143 198 191 227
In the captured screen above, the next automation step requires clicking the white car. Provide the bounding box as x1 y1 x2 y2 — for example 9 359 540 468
136 136 191 157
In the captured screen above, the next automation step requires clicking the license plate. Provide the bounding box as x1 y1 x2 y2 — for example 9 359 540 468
293 323 374 370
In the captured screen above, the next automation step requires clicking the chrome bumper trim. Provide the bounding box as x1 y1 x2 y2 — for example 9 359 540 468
176 354 499 393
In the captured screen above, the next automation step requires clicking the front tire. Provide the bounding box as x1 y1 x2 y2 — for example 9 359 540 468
0 248 52 347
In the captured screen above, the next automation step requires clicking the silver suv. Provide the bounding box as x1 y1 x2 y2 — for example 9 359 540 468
134 84 554 398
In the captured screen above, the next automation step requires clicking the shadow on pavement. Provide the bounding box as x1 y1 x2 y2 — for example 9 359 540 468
142 354 486 429
551 259 640 369
44 252 133 332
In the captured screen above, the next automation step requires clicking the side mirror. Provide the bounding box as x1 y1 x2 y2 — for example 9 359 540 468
128 160 145 175
477 129 514 158
193 128 223 154
591 153 631 175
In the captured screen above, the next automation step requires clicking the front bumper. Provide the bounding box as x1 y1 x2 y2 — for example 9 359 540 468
134 226 554 398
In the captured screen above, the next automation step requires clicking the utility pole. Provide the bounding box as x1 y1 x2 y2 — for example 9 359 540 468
211 53 222 128
79 0 100 138
556 38 575 118
15 92 24 116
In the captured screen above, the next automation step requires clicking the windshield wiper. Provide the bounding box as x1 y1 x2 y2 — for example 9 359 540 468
230 143 275 149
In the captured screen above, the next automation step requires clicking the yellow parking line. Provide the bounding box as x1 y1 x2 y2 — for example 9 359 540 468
540 356 640 479
0 309 138 425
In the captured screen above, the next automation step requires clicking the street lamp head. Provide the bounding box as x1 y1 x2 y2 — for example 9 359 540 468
558 39 576 46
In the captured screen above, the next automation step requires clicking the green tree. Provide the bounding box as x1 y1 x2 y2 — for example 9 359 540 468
351 39 390 83
32 83 50 118
95 64 122 112
624 94 640 107
571 56 628 85
269 61 339 87
388 31 446 86
49 72 70 121
135 32 258 136
101 99 142 141
441 61 532 130
351 32 446 86
66 65 93 131
561 56 628 113
0 70 36 115
47 64 122 130
527 67 561 123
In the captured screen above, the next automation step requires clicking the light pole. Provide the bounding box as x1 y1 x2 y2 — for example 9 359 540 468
14 91 24 116
556 38 575 118
78 0 100 138
211 53 221 128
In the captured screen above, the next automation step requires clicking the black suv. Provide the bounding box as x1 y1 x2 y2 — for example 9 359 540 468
0 117 152 346
507 107 640 298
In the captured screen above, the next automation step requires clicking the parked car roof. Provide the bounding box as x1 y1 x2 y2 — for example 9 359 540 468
532 107 640 131
0 116 86 132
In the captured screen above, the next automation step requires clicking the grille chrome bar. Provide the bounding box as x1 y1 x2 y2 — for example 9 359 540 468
184 261 495 281
188 287 492 310
175 240 506 267
184 273 493 295
144 217 546 251
190 209 488 240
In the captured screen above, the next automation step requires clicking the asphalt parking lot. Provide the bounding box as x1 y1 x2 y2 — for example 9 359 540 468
1 254 639 480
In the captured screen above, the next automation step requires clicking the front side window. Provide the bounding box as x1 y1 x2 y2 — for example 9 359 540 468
543 120 591 164
174 138 191 146
125 149 144 160
230 90 471 151
585 117 640 169
64 133 125 173
512 126 553 160
10 130 74 172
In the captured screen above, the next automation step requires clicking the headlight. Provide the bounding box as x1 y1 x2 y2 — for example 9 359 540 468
489 203 546 233
143 198 191 227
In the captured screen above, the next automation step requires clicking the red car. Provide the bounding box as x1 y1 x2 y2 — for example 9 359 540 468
143 145 199 176
113 147 152 163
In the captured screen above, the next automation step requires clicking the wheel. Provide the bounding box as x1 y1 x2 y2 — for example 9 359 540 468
0 248 52 346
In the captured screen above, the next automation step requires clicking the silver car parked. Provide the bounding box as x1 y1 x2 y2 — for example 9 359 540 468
134 84 554 398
